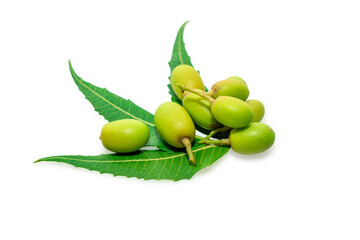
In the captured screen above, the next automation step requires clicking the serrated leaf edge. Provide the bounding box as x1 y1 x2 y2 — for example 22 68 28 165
168 21 191 68
176 21 189 65
69 60 155 127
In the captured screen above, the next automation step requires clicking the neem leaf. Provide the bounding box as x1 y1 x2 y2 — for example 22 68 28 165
167 21 193 105
69 61 172 152
168 21 193 72
35 143 229 181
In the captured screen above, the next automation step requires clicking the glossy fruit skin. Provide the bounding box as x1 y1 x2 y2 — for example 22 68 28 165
182 92 221 130
229 122 275 154
170 64 205 100
211 96 254 128
211 76 249 101
246 99 265 122
154 102 195 148
100 119 150 153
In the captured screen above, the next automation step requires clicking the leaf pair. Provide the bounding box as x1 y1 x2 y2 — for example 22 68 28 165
35 21 230 181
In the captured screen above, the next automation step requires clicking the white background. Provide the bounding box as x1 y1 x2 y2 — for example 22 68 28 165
1 0 360 239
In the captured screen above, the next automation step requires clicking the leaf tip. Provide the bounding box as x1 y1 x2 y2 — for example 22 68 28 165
68 60 81 82
68 60 74 73
68 59 73 70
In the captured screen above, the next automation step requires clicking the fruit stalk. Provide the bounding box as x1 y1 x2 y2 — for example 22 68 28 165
199 138 231 146
177 83 215 104
181 137 196 165
198 126 232 143
205 90 214 97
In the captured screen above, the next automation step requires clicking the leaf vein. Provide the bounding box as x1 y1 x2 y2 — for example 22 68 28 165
76 78 155 127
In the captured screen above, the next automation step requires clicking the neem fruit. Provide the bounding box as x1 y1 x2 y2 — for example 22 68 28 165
100 119 150 153
200 122 275 155
170 64 205 100
177 84 254 128
211 96 254 128
154 102 196 165
246 99 265 122
207 76 249 101
182 92 221 130
229 123 275 154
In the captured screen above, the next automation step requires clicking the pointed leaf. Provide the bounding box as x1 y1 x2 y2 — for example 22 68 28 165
69 61 172 152
35 145 230 181
167 21 192 105
168 21 193 72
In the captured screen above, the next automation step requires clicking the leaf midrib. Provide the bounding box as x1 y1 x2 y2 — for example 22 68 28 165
178 32 183 64
40 145 217 163
75 73 155 127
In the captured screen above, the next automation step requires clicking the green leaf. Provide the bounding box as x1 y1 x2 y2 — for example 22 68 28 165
35 144 230 181
168 21 193 72
68 61 172 152
167 21 193 105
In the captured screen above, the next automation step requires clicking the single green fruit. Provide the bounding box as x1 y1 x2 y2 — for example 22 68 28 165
209 76 249 101
199 122 275 155
227 76 247 85
211 96 254 128
246 99 265 122
182 92 221 130
229 122 275 154
154 102 196 165
100 119 150 153
170 64 205 100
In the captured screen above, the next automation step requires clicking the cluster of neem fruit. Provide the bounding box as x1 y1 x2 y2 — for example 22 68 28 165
100 64 275 165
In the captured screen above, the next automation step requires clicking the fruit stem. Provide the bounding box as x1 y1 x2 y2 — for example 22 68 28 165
199 126 232 143
177 83 215 104
205 90 214 97
181 137 196 165
199 138 231 146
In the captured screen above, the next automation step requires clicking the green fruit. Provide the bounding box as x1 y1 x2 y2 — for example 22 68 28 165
211 96 254 128
155 102 196 165
100 119 150 153
227 76 247 85
182 92 221 130
176 84 253 129
155 102 195 148
229 122 275 154
210 76 249 100
246 99 265 122
170 64 205 100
